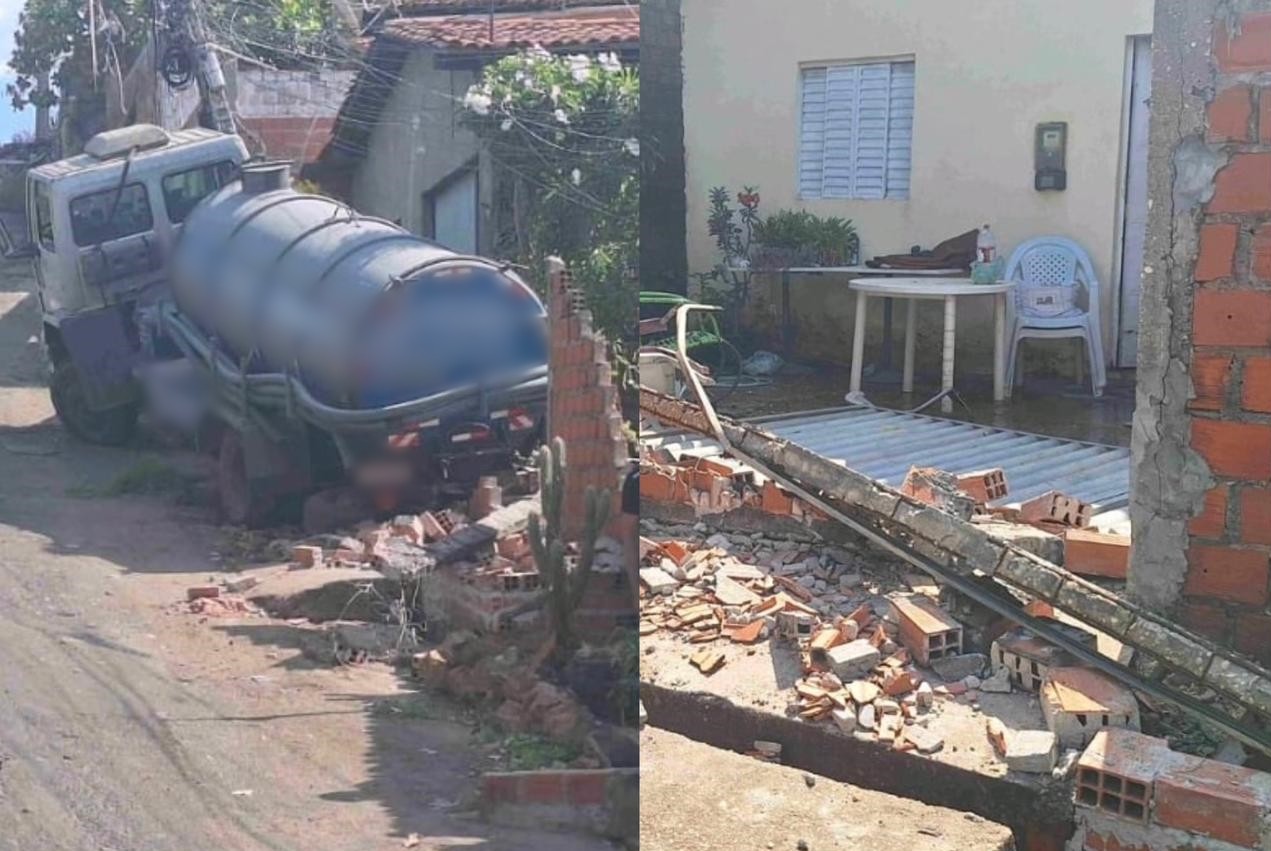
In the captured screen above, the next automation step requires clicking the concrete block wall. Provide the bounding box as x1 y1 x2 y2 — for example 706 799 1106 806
1129 0 1271 664
233 69 355 165
546 260 627 542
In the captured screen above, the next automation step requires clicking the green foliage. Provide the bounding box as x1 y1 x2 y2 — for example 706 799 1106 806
501 733 581 770
693 186 760 338
461 48 638 346
753 209 859 267
7 0 341 112
527 437 611 664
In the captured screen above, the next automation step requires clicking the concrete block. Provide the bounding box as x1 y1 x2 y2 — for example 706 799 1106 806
639 566 679 595
930 653 987 682
1003 730 1058 774
1041 667 1141 750
826 640 881 680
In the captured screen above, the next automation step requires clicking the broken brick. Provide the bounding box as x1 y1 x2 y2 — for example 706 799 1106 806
955 468 1009 504
1019 491 1092 529
1041 667 1141 749
291 544 323 568
187 585 220 601
1063 529 1130 579
690 649 725 675
391 514 425 544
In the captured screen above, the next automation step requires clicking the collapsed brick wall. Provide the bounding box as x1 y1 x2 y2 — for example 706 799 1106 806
546 259 627 540
1129 0 1271 664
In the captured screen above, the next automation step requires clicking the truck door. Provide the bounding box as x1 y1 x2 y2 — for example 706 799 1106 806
69 180 163 304
28 180 56 300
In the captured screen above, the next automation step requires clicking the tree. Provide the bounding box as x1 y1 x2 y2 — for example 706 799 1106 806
6 0 342 116
461 48 639 348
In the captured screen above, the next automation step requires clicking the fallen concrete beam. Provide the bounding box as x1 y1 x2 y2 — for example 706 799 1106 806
640 389 1271 754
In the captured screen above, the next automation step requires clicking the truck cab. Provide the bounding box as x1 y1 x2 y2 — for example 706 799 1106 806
26 124 248 444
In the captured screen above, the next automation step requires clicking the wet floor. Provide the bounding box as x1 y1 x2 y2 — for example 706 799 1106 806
714 363 1136 448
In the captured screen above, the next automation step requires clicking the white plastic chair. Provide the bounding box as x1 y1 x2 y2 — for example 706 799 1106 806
1003 236 1107 397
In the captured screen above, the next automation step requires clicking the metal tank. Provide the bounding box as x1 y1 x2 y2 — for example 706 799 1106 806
169 163 548 409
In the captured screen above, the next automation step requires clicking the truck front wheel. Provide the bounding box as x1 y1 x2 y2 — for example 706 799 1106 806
50 362 139 447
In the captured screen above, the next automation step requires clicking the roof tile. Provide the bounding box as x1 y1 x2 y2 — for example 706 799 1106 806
382 9 638 50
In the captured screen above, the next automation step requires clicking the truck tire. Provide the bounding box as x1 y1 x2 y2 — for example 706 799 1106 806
217 429 276 526
49 362 139 447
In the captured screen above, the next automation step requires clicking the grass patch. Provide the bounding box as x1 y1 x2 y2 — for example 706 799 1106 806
501 733 581 771
67 458 203 502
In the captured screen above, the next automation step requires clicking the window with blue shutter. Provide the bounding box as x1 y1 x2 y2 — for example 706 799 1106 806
798 60 915 200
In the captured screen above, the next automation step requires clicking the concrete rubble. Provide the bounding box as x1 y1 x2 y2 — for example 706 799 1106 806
639 389 1271 754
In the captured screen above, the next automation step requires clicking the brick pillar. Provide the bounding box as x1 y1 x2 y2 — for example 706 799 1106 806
1129 1 1271 663
545 258 627 541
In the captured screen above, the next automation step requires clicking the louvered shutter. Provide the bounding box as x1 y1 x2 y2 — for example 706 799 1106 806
798 60 914 200
798 68 827 199
886 62 915 199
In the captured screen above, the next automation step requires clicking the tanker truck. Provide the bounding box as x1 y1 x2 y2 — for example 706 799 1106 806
22 124 549 525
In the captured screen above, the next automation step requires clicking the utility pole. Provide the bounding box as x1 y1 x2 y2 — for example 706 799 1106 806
33 72 53 141
184 0 235 134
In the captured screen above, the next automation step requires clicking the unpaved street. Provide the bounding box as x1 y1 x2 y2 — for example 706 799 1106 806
0 256 603 850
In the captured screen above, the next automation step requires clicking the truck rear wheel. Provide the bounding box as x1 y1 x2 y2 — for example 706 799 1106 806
217 429 276 526
50 362 139 447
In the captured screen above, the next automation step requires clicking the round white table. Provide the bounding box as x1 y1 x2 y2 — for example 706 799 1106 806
848 278 1017 412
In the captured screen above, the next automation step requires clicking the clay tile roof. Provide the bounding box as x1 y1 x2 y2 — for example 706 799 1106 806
381 8 638 51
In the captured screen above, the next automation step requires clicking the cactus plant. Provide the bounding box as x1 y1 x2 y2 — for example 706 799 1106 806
527 437 611 661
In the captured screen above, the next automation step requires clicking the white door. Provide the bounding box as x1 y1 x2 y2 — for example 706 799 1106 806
1118 35 1151 367
432 170 477 254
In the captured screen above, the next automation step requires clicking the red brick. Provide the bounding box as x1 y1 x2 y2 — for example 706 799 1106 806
639 469 683 505
1155 760 1271 847
1208 152 1271 213
1080 833 1151 851
480 773 520 804
1063 529 1130 579
1252 224 1271 279
519 771 567 804
1190 418 1271 479
760 480 795 515
1240 487 1271 545
1243 356 1271 413
1193 289 1271 347
1184 544 1271 605
1195 222 1239 282
1178 600 1229 642
1188 354 1232 411
1216 13 1271 72
1188 485 1229 538
563 770 607 806
1207 85 1253 142
1235 612 1271 664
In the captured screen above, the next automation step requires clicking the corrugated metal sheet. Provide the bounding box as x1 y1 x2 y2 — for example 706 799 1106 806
643 404 1131 520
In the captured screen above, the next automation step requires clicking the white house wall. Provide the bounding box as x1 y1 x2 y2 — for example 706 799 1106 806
681 0 1154 370
350 50 484 237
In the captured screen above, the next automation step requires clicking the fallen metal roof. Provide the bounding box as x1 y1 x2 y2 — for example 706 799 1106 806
643 404 1131 522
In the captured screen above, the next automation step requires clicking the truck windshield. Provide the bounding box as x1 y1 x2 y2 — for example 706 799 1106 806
69 183 153 247
162 161 235 223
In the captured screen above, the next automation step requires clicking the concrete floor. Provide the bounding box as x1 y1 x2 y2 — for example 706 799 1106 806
640 727 1015 851
716 365 1136 449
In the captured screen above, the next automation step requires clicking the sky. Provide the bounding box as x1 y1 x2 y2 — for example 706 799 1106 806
0 0 33 142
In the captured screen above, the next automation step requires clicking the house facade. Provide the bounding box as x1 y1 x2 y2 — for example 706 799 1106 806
678 0 1154 370
325 1 638 255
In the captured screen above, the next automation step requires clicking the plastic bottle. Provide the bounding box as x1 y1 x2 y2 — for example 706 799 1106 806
977 224 997 264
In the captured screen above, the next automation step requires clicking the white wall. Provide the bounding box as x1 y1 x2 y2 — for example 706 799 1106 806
682 0 1154 368
350 51 485 237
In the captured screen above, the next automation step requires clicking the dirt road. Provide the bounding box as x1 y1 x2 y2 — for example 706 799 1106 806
0 256 605 850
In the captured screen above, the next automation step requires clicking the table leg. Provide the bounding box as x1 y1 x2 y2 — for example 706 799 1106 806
993 292 1006 402
903 298 916 393
781 269 792 356
850 290 868 394
941 295 957 414
881 297 895 370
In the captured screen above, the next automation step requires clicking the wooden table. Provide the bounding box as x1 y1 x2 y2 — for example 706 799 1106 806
848 278 1017 412
770 265 964 359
